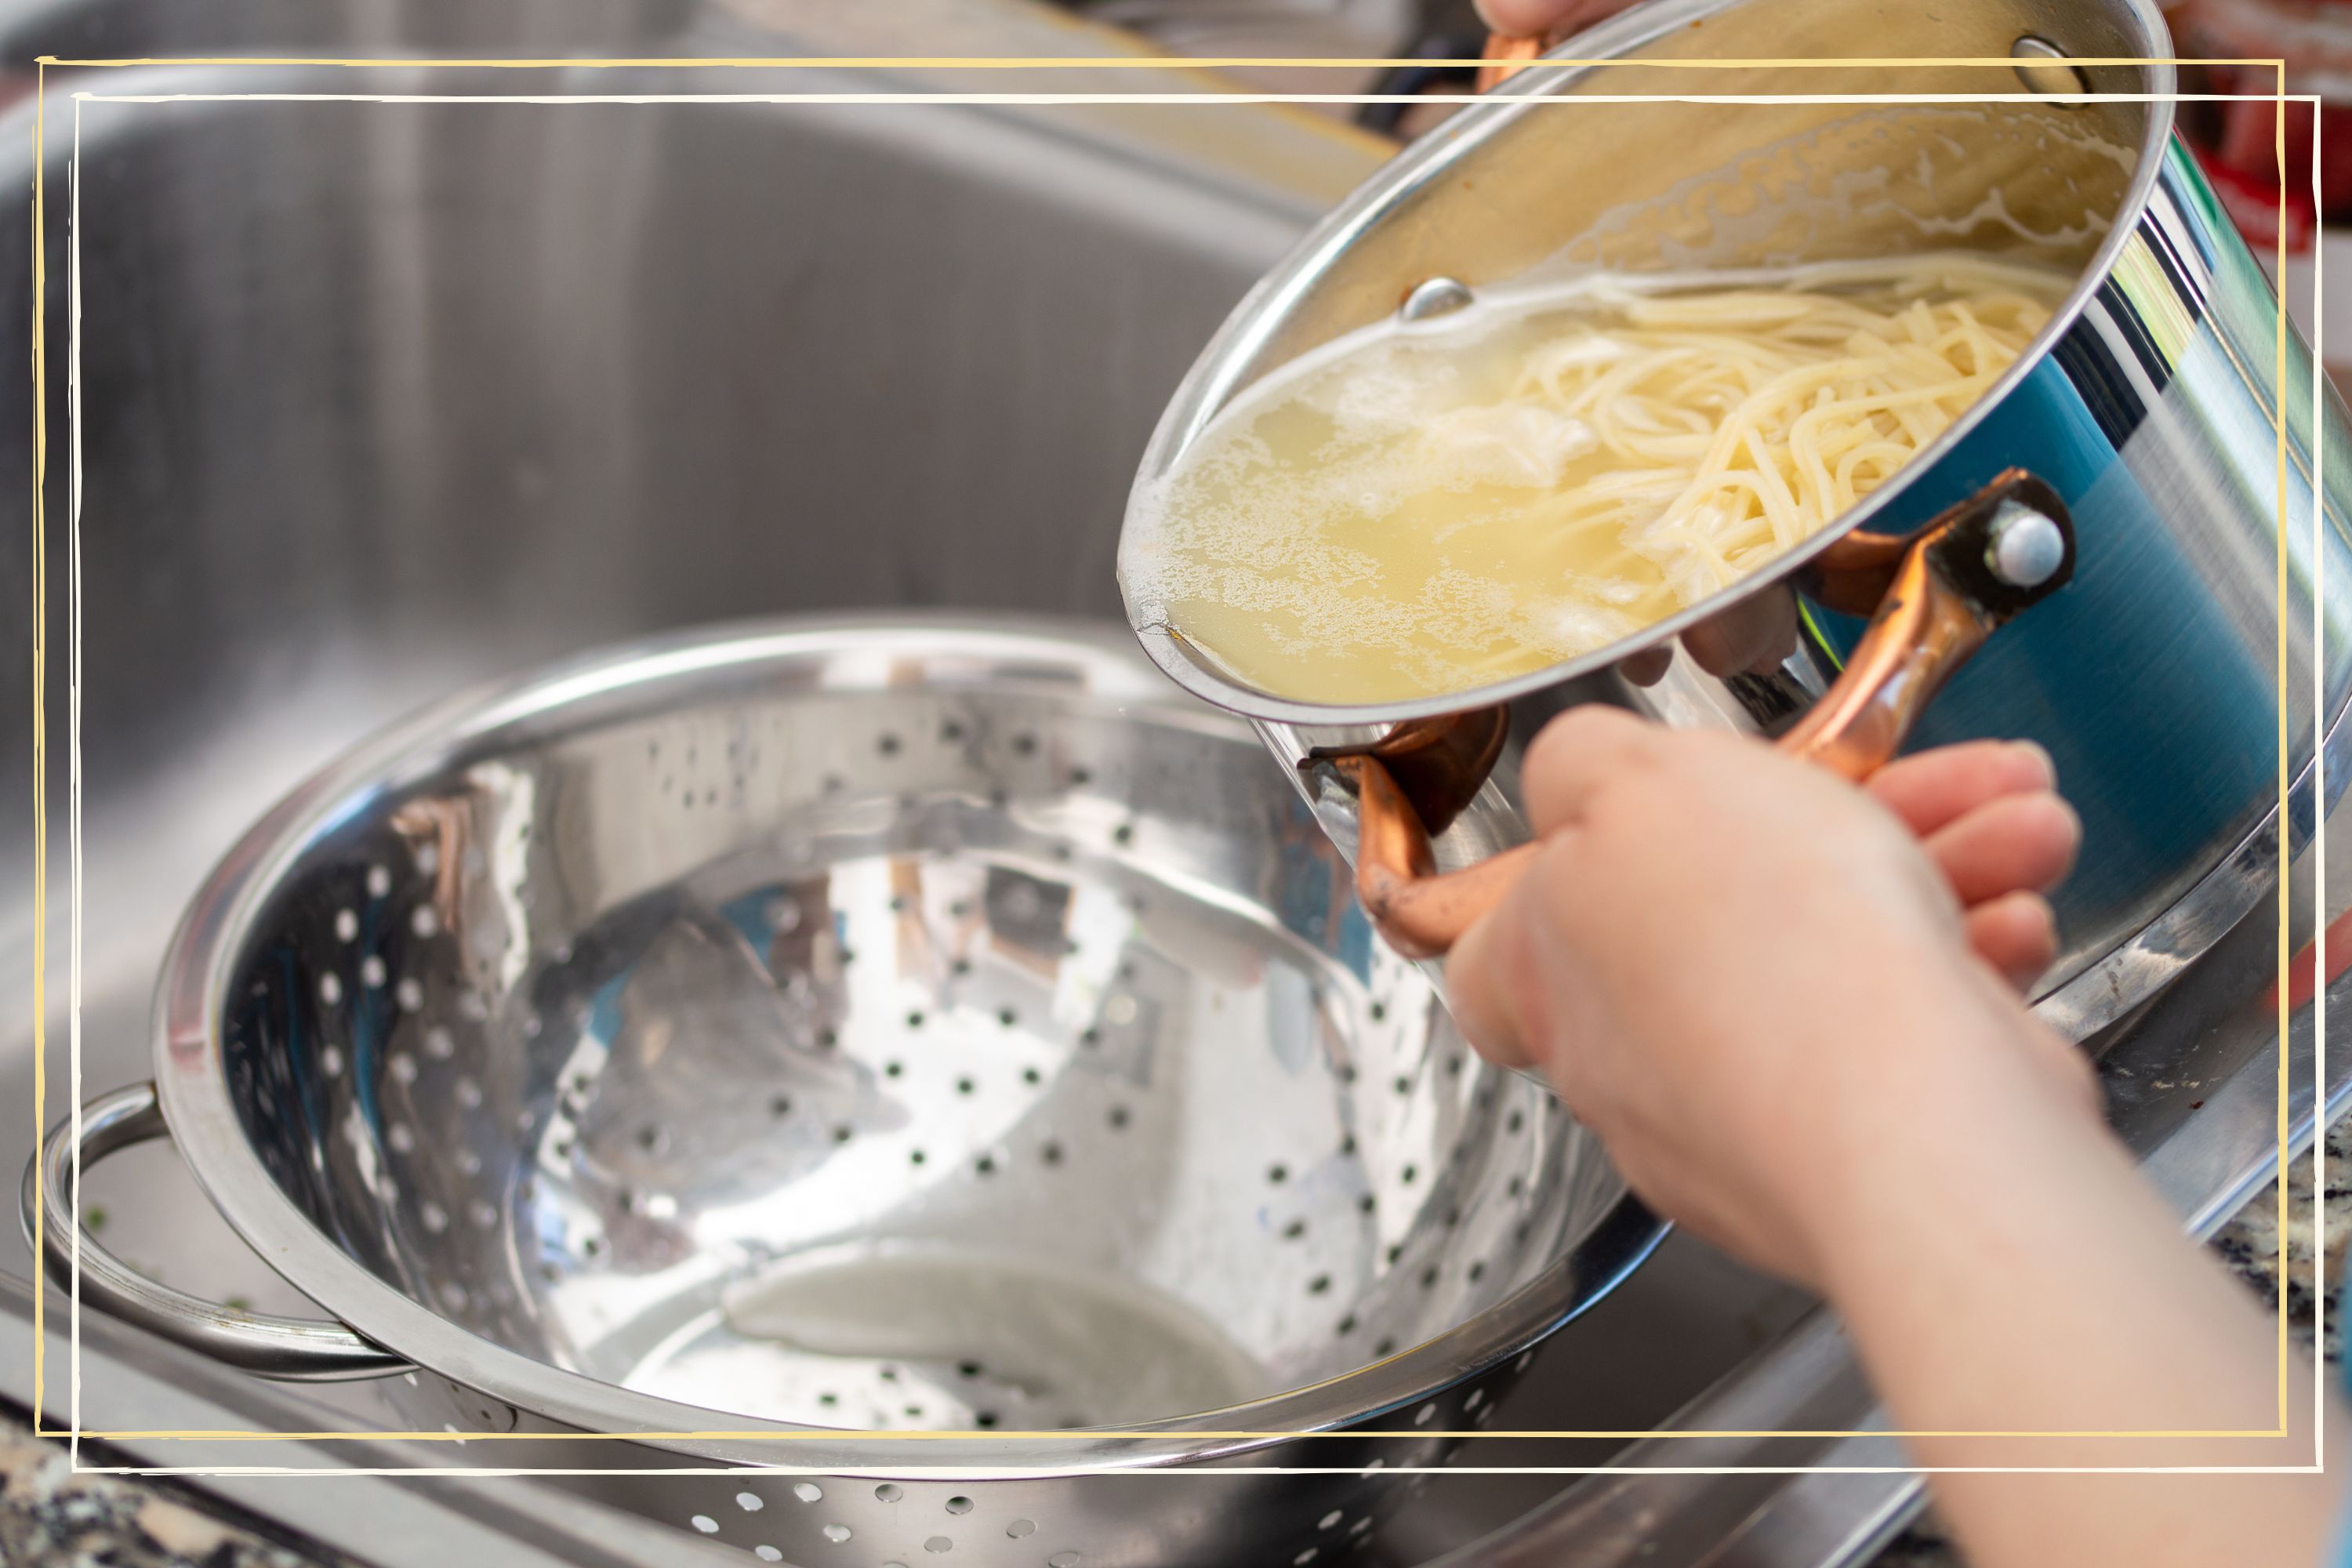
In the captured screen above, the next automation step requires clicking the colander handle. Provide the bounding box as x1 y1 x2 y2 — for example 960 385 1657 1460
20 1081 414 1381
1311 471 2076 960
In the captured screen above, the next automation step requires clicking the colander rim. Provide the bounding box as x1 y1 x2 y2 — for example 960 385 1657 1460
151 612 1668 1468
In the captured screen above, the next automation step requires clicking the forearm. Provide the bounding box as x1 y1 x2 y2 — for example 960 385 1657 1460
1816 1025 2346 1568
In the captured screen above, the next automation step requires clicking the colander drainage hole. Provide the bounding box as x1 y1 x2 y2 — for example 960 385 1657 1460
1107 1106 1129 1131
735 1491 763 1512
908 1012 927 1029
944 1496 974 1515
793 1483 823 1503
1040 1142 1063 1166
1012 733 1037 756
955 1077 975 1095
822 1523 852 1542
755 1548 782 1562
885 1061 904 1078
1282 1220 1306 1240
1007 1519 1036 1538
910 1149 928 1166
1048 1553 1083 1567
1334 1315 1356 1337
975 1156 996 1176
1022 1068 1044 1087
771 1095 793 1116
874 1483 902 1503
1295 1551 1318 1565
818 1392 839 1407
956 1362 983 1378
689 1515 717 1534
1369 1001 1386 1022
1266 1163 1288 1185
1308 1274 1331 1295
877 733 902 757
974 1411 998 1428
335 909 358 942
926 1538 954 1555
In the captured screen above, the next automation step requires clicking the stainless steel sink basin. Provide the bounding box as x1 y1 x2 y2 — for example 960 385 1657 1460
0 2 1811 1559
0 12 1378 1299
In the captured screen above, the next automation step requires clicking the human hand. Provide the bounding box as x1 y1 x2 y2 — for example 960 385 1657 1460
1445 707 2096 1288
1864 738 2077 988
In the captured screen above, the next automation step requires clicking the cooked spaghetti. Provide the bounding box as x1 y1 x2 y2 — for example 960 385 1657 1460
1121 253 2068 706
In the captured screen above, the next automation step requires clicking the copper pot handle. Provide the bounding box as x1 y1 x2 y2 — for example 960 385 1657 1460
1305 470 2077 960
1475 32 1552 93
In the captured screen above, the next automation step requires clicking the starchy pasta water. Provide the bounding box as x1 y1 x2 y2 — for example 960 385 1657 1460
1120 252 2070 706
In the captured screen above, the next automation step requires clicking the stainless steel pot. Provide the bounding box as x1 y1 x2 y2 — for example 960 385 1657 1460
1118 0 2352 1036
25 616 1661 1568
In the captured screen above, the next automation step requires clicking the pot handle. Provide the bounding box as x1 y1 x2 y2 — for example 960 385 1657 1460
1476 32 1552 93
1310 470 2076 960
20 1081 414 1381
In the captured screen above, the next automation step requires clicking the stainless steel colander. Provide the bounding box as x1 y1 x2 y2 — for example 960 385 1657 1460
31 616 1660 1568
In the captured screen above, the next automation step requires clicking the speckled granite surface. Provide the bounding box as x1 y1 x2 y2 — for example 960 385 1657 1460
0 1418 340 1568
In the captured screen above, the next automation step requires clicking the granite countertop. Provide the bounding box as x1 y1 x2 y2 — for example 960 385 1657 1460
0 1425 339 1568
8 1120 2345 1568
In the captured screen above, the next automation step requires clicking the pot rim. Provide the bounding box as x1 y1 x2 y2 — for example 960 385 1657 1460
149 612 1668 1470
1116 0 2178 727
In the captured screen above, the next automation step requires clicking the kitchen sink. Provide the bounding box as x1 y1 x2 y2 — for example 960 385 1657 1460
0 1 1813 1560
2 4 2338 1566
